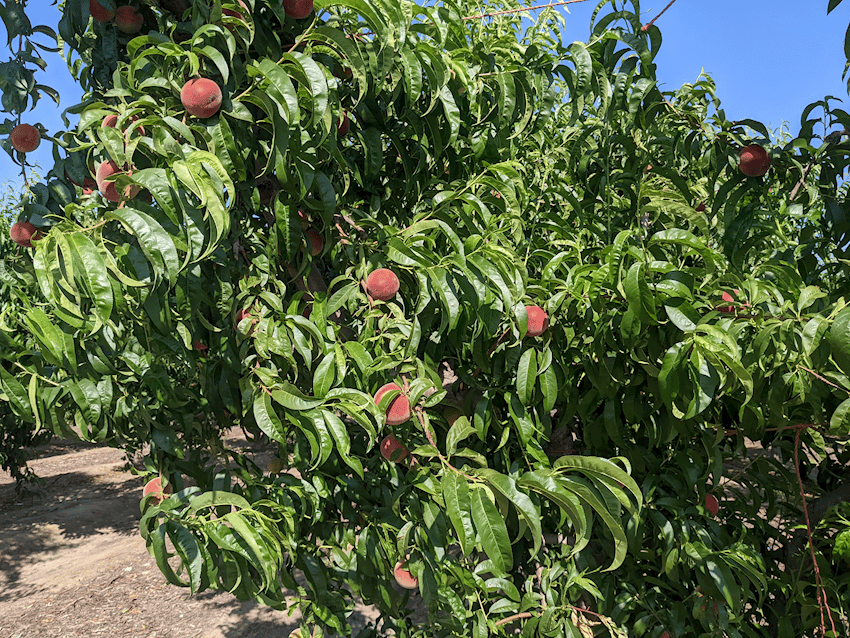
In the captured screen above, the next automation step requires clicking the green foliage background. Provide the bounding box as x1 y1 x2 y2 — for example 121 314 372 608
2 0 850 636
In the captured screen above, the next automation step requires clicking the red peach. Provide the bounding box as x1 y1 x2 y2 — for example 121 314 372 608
143 477 172 504
306 229 323 256
695 202 706 212
283 0 313 19
393 561 418 590
90 0 115 21
10 221 43 248
96 160 141 202
337 111 350 136
366 268 399 301
738 144 770 177
181 78 222 118
380 434 409 463
525 305 549 337
374 383 411 426
267 457 284 473
9 124 40 153
705 493 719 516
115 5 143 33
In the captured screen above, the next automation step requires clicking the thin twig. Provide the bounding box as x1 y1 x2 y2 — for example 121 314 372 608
640 0 679 31
463 0 591 21
798 364 850 395
494 612 533 627
414 406 478 481
793 424 838 638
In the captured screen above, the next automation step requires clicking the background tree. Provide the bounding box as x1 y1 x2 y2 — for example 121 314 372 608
2 0 850 636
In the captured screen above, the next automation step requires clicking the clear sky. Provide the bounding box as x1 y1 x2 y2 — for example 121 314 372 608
3 0 850 193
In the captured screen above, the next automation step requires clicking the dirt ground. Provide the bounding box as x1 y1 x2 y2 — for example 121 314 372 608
0 431 381 638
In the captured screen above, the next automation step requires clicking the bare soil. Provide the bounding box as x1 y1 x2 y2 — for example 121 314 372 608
0 431 380 638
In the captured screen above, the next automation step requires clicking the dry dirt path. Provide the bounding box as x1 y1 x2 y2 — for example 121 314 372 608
0 435 380 638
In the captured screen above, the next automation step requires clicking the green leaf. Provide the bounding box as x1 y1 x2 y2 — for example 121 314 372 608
270 382 324 410
470 485 512 573
828 307 850 377
624 262 657 324
66 231 114 326
477 468 542 554
166 522 205 594
516 348 538 407
0 366 33 421
253 390 287 443
442 471 474 556
829 397 850 436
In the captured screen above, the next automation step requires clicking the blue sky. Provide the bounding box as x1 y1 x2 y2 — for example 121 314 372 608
3 0 850 192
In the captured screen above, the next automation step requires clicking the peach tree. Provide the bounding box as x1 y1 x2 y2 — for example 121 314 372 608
2 0 850 636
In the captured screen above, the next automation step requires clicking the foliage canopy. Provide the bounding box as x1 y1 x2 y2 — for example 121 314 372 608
2 0 850 636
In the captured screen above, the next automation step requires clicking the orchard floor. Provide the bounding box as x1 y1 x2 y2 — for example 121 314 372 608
0 430 382 638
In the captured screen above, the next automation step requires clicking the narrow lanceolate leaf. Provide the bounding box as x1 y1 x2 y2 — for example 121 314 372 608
166 521 205 594
516 348 538 407
442 471 474 556
253 389 287 442
322 409 363 477
476 468 542 554
519 470 589 554
107 207 180 284
828 307 850 377
270 382 324 410
830 397 850 436
557 474 629 571
553 456 643 510
66 231 113 327
624 261 657 324
0 366 34 420
470 485 513 573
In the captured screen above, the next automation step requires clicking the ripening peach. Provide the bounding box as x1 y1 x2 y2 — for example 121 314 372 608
90 0 115 22
380 434 409 463
115 5 143 33
374 383 411 425
267 457 284 473
705 493 719 516
223 0 249 20
181 78 222 118
10 221 43 248
366 268 399 301
9 124 40 153
393 561 418 590
143 477 172 504
306 229 323 256
337 111 350 136
96 160 141 202
524 305 549 337
738 144 771 177
283 0 313 19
